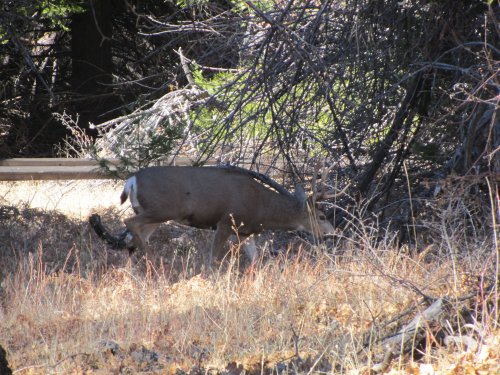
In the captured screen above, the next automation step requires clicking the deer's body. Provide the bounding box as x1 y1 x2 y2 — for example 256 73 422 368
120 166 334 265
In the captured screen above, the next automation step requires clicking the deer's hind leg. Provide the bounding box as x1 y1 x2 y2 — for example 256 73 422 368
124 215 161 259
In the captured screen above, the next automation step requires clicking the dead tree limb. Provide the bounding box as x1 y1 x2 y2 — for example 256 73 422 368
356 72 425 196
368 281 497 373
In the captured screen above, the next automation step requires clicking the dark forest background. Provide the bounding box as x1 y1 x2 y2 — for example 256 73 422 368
1 0 498 241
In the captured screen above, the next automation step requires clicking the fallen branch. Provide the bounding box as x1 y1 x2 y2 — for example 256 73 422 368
370 298 445 373
368 281 496 373
89 214 129 250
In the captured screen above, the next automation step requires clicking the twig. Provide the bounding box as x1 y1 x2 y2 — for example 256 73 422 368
13 353 90 374
178 47 195 86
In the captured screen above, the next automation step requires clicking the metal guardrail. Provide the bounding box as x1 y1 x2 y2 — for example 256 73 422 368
0 157 201 181
0 158 117 181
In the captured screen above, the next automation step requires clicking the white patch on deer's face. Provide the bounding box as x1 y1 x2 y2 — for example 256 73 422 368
317 212 334 235
320 220 335 235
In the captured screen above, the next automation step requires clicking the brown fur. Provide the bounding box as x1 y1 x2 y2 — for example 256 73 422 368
121 166 334 265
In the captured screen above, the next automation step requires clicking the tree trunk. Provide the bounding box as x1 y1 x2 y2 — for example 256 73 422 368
71 0 114 131
356 72 425 196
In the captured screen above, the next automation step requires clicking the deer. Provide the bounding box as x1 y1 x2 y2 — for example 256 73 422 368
90 165 335 267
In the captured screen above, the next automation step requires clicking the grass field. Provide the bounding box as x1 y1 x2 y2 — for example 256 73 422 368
0 180 498 374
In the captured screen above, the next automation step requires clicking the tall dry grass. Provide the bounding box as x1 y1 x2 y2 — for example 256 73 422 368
0 180 498 374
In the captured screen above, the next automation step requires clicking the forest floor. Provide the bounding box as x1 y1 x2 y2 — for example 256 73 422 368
0 180 498 374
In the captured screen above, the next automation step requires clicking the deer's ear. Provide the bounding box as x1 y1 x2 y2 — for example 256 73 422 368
294 184 307 204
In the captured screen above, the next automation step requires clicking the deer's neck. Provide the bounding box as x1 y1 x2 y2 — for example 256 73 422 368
260 194 305 230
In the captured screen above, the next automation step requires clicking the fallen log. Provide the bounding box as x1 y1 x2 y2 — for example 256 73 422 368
89 214 130 250
371 298 445 373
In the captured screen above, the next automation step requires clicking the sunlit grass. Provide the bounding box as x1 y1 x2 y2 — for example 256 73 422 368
0 180 498 374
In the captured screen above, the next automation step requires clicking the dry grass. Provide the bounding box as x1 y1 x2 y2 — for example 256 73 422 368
0 180 123 219
0 180 498 374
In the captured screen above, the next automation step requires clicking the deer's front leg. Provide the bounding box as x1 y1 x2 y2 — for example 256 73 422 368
209 224 231 267
241 235 258 265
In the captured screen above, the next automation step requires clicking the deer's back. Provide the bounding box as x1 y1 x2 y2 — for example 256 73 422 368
132 166 277 227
